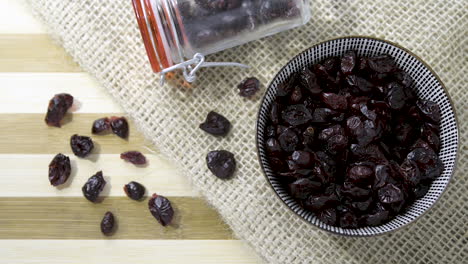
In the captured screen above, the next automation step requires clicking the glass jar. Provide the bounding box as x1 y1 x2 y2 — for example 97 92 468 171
132 0 310 82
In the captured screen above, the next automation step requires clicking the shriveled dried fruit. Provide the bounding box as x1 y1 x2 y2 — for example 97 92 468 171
195 0 241 11
101 212 115 235
148 193 174 226
110 116 129 139
92 117 111 134
120 151 147 165
48 153 71 186
206 150 236 179
124 181 145 200
199 111 231 136
45 93 74 127
238 77 260 98
281 104 312 126
70 134 94 158
82 171 106 202
265 51 443 228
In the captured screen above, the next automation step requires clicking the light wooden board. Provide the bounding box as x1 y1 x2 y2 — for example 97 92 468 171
0 0 261 263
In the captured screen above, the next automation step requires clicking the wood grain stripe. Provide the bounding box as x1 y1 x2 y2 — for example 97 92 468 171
0 114 151 154
0 154 197 197
0 240 260 264
0 73 121 113
0 197 232 240
0 34 81 72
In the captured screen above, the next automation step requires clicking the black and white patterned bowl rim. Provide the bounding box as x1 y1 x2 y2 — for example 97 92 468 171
256 36 459 237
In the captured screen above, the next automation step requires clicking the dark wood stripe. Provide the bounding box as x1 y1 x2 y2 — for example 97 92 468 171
0 34 81 72
0 197 233 240
0 114 151 154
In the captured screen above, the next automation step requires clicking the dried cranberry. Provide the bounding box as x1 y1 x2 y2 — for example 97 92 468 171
195 0 241 11
407 148 444 181
289 86 303 104
291 150 314 168
70 134 94 158
92 117 111 134
400 159 421 187
278 128 299 152
347 164 373 184
206 150 236 179
318 208 337 226
340 211 358 228
238 77 260 98
327 135 348 155
266 138 282 156
378 184 404 204
340 51 356 74
48 153 71 186
305 193 339 211
124 181 146 200
414 184 430 199
265 51 443 228
121 151 147 165
148 193 174 226
299 68 321 94
289 178 321 199
363 210 389 226
318 125 344 141
101 212 115 235
417 99 441 124
368 55 398 73
82 171 106 202
281 104 312 126
199 111 231 137
45 93 74 127
321 93 348 110
110 116 129 139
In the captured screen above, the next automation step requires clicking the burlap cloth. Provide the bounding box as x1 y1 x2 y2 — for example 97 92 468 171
28 0 467 263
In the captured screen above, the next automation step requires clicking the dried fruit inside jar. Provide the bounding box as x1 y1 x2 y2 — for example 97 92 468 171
264 51 444 228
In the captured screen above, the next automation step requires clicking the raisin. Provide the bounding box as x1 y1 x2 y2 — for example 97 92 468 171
48 153 71 186
386 82 406 110
281 104 312 126
92 117 111 134
269 102 280 124
70 134 94 158
414 184 430 199
289 178 321 199
346 75 373 93
289 86 303 104
82 171 106 202
340 212 358 228
148 193 174 226
299 68 321 94
238 77 260 98
110 116 129 139
327 135 348 155
101 212 115 236
400 159 421 187
123 181 146 200
206 150 236 179
421 123 440 151
44 93 74 127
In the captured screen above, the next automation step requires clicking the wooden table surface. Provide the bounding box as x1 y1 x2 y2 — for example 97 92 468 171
0 1 260 263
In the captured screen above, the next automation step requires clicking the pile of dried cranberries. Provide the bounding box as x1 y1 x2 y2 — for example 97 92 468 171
265 51 443 228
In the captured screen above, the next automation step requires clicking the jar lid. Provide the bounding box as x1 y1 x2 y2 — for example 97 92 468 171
132 0 172 73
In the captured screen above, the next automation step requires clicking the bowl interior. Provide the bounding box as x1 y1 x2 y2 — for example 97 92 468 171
256 37 459 236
